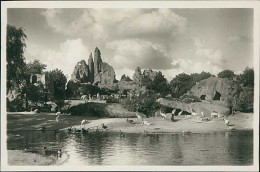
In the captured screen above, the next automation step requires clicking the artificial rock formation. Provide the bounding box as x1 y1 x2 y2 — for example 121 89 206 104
187 77 231 102
132 67 159 83
71 60 89 83
157 98 230 117
71 47 116 86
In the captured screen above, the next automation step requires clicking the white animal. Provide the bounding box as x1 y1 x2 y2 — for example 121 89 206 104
211 111 218 118
190 108 197 116
178 110 183 116
172 109 176 115
223 118 230 125
81 95 88 100
136 113 143 121
201 111 205 117
81 119 88 127
160 109 167 120
56 112 61 122
142 121 151 126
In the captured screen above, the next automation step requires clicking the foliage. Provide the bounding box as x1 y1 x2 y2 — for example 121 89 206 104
121 92 160 117
46 69 67 101
217 69 235 80
106 97 119 103
150 71 170 97
25 60 47 75
190 71 212 82
24 83 46 104
169 71 213 98
236 87 254 112
226 67 254 114
179 95 201 103
7 25 27 89
79 84 100 96
240 67 254 88
170 73 193 98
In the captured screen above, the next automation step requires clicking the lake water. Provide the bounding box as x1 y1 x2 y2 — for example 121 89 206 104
7 130 253 166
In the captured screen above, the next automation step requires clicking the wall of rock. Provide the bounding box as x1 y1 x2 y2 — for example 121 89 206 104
187 77 231 102
157 98 229 117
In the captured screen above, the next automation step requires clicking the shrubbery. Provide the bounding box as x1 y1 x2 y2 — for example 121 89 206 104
121 92 160 117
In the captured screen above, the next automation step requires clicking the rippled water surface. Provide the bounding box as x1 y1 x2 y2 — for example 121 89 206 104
7 130 253 165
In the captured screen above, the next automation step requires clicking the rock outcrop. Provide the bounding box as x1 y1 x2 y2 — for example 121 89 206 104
71 47 116 86
132 67 159 82
157 98 230 117
187 77 231 102
88 53 94 83
71 60 89 83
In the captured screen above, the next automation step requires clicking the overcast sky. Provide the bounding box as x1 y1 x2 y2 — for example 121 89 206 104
7 8 253 81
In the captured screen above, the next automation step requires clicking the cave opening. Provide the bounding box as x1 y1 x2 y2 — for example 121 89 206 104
213 91 221 100
200 95 206 100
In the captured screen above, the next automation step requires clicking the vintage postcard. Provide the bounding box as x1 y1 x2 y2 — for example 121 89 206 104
1 1 259 171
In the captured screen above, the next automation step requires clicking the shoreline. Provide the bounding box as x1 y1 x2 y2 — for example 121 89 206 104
63 112 253 134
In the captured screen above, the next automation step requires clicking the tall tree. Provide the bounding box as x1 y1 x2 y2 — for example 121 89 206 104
240 67 254 88
150 71 170 96
7 25 27 89
46 69 67 101
217 69 235 80
25 60 47 75
170 73 193 98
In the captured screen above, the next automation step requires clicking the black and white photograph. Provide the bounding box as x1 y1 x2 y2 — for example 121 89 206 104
1 1 259 171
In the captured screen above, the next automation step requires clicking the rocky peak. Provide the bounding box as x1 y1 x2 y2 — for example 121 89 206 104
133 67 143 82
94 47 102 74
70 47 116 88
143 69 158 81
133 67 159 82
88 53 94 83
71 60 89 83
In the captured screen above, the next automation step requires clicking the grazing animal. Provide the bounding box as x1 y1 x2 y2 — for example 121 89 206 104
81 119 88 128
136 113 143 121
159 109 167 120
101 123 107 130
126 118 135 124
223 118 230 126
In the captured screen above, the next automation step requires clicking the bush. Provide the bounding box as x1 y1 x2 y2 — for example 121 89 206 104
106 97 119 103
121 92 160 117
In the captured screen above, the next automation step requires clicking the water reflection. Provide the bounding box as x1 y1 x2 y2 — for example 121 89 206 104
7 130 253 166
